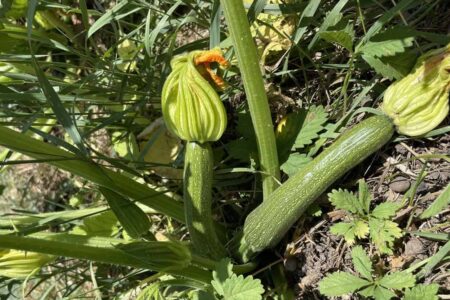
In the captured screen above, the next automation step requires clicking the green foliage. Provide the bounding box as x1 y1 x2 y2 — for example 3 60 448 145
420 182 450 219
404 284 439 300
276 105 329 176
319 246 416 300
211 259 265 300
329 180 403 254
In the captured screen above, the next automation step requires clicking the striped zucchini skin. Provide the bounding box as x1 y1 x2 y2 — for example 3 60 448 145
240 115 394 259
184 142 227 258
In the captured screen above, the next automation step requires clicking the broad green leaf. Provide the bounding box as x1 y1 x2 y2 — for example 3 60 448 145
100 187 151 239
378 271 415 289
351 246 373 280
280 153 312 177
221 274 265 300
420 182 450 219
319 271 370 296
373 286 396 300
319 22 354 52
358 179 371 214
353 220 370 240
404 284 439 300
0 126 185 222
358 285 376 298
371 202 400 220
328 189 363 214
368 218 403 254
211 258 233 296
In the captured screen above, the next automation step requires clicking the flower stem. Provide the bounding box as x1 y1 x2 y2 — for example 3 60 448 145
221 0 280 198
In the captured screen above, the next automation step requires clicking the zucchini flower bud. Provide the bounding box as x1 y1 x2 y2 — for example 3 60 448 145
0 249 54 278
382 44 450 136
161 49 229 143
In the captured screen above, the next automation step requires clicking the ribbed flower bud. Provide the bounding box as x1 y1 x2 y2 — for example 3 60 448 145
382 44 450 136
161 49 229 143
0 249 54 278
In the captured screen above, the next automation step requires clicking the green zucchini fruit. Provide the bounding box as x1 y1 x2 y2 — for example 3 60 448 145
184 142 227 258
238 115 394 261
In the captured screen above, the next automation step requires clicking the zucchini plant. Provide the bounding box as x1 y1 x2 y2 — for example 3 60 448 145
235 42 450 261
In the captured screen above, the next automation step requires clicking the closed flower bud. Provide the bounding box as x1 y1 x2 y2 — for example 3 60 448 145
161 49 228 143
382 44 450 136
0 249 54 279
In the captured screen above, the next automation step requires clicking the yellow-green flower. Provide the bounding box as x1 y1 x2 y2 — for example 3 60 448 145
0 249 54 279
382 44 450 136
161 49 229 143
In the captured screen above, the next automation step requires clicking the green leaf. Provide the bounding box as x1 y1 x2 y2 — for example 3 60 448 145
417 240 450 278
358 285 376 298
226 138 258 162
330 220 369 244
211 258 233 296
351 246 373 280
373 286 396 300
319 22 354 52
280 153 312 177
319 271 370 297
362 54 405 80
100 187 151 239
420 182 450 219
378 271 415 290
369 218 403 254
404 284 439 300
359 37 414 58
328 189 363 214
371 202 401 220
71 211 119 237
293 106 328 149
221 274 265 300
358 179 371 214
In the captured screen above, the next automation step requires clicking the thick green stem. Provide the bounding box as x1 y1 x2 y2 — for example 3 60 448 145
221 0 280 198
184 142 227 258
0 234 211 283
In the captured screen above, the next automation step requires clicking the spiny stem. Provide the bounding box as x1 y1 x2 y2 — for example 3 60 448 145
221 0 280 199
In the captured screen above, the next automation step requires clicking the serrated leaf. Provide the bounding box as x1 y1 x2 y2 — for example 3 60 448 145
293 106 328 149
420 182 450 219
373 286 396 300
358 179 371 214
351 246 373 280
211 258 233 296
329 189 364 214
369 218 403 254
404 284 439 300
359 37 414 58
362 54 405 80
358 285 376 298
319 271 370 296
359 25 417 58
330 220 369 244
379 271 415 289
319 22 354 52
221 274 264 300
280 153 312 177
371 202 401 220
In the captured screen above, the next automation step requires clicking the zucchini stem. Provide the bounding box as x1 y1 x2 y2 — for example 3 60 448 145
221 0 281 198
184 142 227 258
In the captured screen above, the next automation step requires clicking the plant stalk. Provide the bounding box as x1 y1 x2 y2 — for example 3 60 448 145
0 234 212 284
184 142 227 258
221 0 280 198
